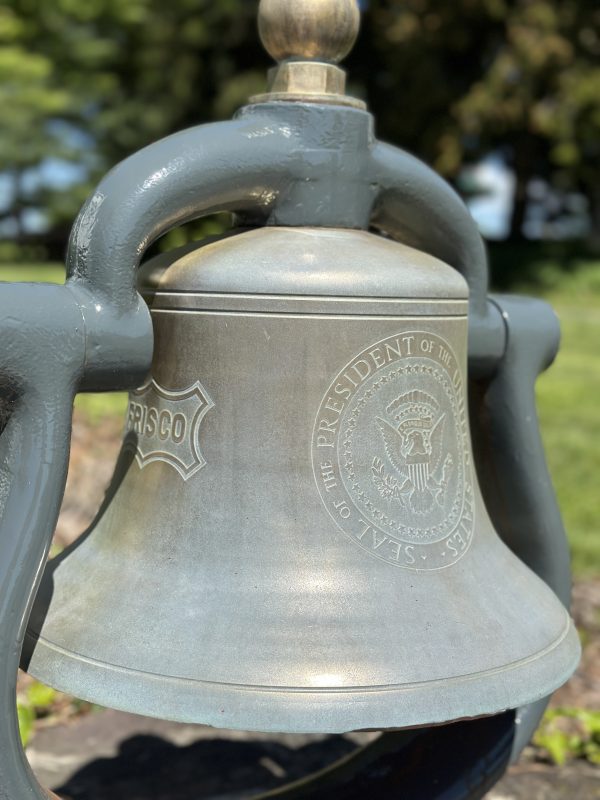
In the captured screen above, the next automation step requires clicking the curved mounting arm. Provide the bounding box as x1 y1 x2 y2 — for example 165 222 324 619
0 273 151 800
469 295 572 761
66 111 314 393
67 114 306 312
369 142 489 319
472 296 570 603
0 286 85 800
367 141 506 376
0 400 74 800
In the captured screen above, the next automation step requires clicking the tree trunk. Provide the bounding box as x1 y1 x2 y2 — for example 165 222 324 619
508 136 536 241
12 169 25 243
509 172 529 241
586 181 600 254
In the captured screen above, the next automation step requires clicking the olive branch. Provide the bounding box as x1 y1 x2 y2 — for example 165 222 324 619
371 457 401 502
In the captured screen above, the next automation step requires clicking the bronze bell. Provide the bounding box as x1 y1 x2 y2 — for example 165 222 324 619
22 0 579 736
23 223 579 733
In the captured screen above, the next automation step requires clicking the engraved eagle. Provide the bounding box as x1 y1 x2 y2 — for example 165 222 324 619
372 390 453 515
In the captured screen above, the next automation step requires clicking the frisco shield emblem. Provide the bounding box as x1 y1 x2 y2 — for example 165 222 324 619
126 379 214 480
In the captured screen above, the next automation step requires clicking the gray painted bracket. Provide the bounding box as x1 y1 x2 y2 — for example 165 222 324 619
0 101 570 799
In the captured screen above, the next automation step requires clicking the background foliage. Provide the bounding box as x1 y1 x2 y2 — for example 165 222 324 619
1 0 599 256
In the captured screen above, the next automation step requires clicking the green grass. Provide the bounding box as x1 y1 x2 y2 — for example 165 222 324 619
536 306 600 576
73 392 127 422
0 263 64 284
528 269 600 577
492 249 600 576
2 254 600 575
534 707 600 766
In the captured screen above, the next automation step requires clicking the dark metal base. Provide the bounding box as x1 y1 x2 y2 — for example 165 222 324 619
258 715 515 800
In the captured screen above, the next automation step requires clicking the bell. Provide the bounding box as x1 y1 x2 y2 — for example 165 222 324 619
23 223 579 733
21 0 579 737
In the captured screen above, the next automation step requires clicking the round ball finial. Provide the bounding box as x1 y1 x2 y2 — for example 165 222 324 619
258 0 360 64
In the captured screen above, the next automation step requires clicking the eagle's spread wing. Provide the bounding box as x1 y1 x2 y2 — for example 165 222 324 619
375 417 405 474
429 413 446 473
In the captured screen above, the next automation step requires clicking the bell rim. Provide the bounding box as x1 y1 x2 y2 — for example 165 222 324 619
23 615 580 734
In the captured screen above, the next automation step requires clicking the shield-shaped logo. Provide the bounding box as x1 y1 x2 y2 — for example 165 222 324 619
125 379 214 480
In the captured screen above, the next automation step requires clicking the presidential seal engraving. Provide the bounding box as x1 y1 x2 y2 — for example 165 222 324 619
312 331 474 570
372 390 453 517
126 379 214 480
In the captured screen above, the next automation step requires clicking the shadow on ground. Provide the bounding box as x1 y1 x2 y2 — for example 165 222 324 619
29 709 525 800
54 732 357 800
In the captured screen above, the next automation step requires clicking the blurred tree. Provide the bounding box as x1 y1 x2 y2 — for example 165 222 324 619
1 0 599 251
455 0 600 242
353 0 600 241
0 4 78 244
1 0 265 257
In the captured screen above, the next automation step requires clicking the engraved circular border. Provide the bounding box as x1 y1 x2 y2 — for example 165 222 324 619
311 330 475 571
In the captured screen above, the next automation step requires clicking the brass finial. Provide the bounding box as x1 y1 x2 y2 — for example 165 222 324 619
250 0 365 109
258 0 360 63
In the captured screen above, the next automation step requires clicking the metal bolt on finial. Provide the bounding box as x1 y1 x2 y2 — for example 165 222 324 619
250 0 365 109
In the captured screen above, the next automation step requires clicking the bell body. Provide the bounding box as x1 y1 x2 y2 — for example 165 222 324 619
24 227 579 733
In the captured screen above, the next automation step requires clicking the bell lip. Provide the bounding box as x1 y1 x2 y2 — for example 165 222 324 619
23 616 580 735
